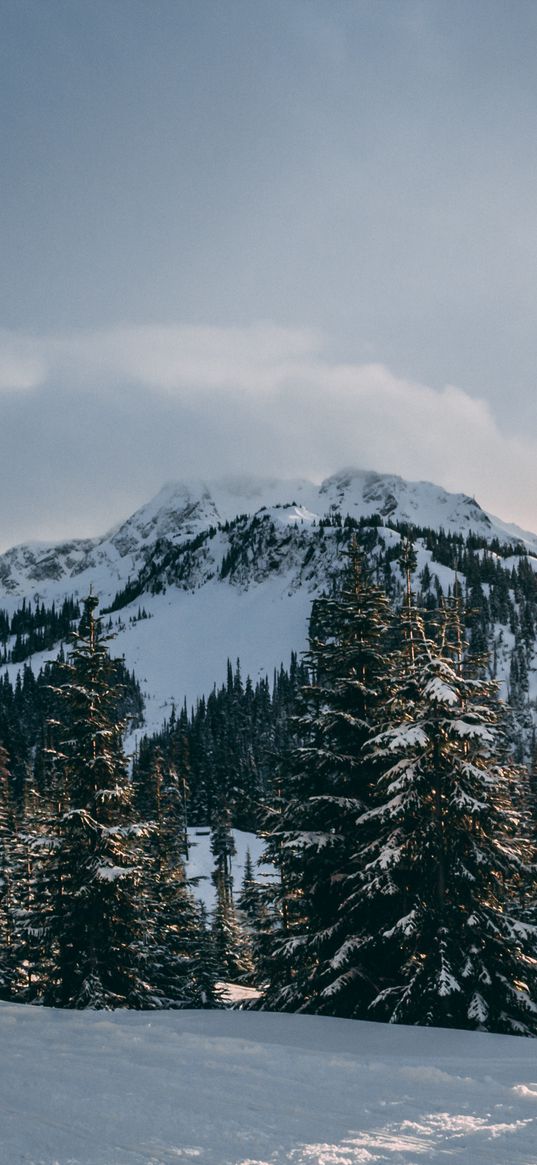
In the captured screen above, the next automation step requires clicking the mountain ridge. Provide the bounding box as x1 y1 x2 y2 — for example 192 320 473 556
2 468 536 605
2 467 537 742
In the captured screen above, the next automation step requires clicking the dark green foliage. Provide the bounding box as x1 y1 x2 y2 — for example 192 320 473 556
0 601 219 1011
133 654 308 831
349 597 537 1034
194 904 224 1008
210 804 253 982
211 875 253 983
0 655 143 812
140 751 218 1008
0 597 80 665
261 547 393 1014
260 557 537 1035
237 848 263 925
27 594 154 1009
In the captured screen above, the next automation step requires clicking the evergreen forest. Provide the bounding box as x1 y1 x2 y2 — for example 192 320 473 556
1 528 537 1035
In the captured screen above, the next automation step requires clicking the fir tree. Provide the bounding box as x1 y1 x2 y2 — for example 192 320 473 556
192 904 224 1008
342 585 537 1034
237 848 262 925
8 781 55 1001
210 805 252 981
210 801 236 903
261 545 392 1013
211 872 253 983
36 594 153 1009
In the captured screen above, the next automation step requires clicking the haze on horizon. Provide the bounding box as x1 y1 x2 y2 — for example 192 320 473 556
1 0 537 550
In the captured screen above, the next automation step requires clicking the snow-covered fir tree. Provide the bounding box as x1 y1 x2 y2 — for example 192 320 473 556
33 593 154 1008
261 545 393 1013
8 781 57 1002
337 572 537 1034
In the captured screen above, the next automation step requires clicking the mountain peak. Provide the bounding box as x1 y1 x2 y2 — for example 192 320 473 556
1 468 537 606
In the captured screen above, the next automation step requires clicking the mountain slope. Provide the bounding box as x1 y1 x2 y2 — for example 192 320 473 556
2 468 537 739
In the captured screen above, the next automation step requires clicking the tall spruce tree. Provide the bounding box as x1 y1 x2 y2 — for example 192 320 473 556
341 572 537 1034
35 593 153 1008
261 545 392 1013
210 804 253 981
237 848 262 925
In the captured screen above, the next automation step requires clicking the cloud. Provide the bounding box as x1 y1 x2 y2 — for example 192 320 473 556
0 324 320 395
0 334 48 392
0 322 535 548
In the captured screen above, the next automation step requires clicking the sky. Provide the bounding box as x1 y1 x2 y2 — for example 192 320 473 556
2 0 537 549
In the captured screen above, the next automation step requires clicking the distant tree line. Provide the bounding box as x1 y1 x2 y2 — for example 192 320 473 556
0 597 80 665
133 655 308 833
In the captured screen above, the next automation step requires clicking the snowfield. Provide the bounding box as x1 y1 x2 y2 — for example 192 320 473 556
2 1005 537 1164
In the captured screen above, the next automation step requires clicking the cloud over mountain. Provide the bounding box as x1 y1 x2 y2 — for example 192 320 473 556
0 322 533 549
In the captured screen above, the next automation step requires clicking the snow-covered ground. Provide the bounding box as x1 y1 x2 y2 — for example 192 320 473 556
186 827 274 911
116 581 313 740
1 1004 537 1164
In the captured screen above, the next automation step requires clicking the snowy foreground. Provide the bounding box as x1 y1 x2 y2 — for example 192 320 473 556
2 1005 537 1165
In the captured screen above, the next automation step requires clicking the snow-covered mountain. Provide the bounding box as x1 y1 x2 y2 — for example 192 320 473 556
2 468 537 737
2 468 536 604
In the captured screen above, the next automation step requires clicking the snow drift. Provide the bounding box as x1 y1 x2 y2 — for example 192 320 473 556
1 1004 537 1164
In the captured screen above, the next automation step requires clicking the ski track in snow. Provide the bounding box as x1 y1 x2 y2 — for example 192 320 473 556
1 1006 537 1165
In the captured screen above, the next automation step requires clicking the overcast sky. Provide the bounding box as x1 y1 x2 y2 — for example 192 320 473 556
2 0 537 549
